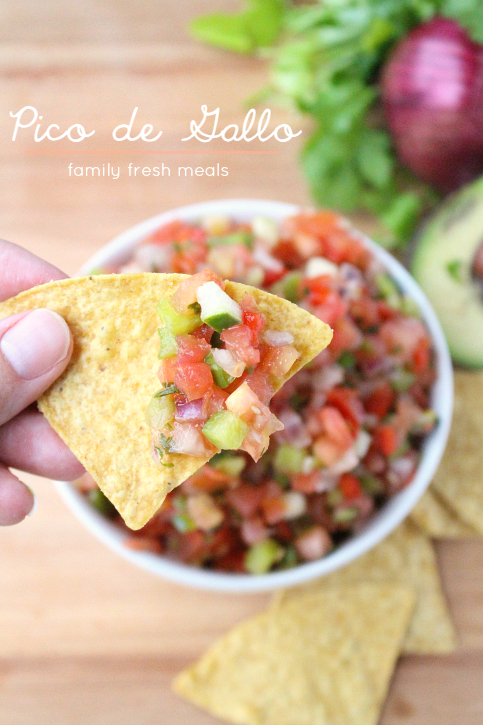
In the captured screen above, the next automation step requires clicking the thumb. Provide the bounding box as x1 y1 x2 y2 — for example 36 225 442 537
0 309 73 426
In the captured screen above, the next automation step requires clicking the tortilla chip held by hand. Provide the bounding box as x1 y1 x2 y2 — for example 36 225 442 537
0 273 332 529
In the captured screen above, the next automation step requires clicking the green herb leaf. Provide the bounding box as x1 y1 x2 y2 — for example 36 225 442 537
154 384 180 397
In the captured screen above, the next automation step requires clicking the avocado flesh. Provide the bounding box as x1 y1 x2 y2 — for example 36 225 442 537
412 175 483 368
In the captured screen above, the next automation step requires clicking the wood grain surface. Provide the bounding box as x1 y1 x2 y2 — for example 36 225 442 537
0 2 482 724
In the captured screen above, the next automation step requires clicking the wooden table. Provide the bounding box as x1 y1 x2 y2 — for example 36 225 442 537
1 3 483 723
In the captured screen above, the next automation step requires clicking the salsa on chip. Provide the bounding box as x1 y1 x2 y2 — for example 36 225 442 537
0 272 331 530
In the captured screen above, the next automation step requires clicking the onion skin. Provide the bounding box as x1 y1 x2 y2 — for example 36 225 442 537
382 17 483 194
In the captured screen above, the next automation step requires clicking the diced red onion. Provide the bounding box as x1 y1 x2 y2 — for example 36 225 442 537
274 409 312 449
135 243 172 272
175 397 206 422
212 348 245 377
252 245 285 272
263 329 294 346
312 364 345 392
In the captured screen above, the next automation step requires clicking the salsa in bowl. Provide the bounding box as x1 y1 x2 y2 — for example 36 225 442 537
57 199 453 592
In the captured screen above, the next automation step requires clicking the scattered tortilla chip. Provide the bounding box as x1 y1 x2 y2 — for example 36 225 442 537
410 487 477 539
0 273 331 530
174 583 414 725
273 521 455 655
431 371 483 535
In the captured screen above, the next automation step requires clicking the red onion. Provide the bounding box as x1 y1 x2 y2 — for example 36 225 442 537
175 397 205 422
382 17 483 193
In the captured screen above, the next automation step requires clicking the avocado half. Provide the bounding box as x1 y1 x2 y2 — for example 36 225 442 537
413 175 483 368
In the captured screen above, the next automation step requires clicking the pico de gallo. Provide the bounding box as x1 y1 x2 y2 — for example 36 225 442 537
77 210 437 574
147 270 303 465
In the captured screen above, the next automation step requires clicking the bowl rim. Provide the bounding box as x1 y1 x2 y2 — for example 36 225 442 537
55 198 454 593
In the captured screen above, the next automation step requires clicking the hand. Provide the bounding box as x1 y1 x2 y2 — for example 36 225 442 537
0 240 84 525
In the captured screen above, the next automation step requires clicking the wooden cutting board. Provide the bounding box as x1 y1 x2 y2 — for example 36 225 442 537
0 2 483 723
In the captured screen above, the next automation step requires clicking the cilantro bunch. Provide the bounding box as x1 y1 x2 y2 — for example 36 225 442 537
190 0 483 247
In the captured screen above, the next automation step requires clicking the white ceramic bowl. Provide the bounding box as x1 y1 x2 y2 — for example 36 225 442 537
55 199 453 593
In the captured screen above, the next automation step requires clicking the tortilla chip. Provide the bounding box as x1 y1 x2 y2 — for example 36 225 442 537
273 521 455 655
173 583 414 725
0 273 331 529
431 371 483 535
410 487 478 539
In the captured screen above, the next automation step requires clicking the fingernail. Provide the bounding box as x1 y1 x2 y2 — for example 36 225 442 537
26 486 37 517
1 309 70 380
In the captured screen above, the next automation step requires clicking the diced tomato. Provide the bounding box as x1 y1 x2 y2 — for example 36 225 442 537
324 229 371 269
221 324 260 367
263 267 285 286
225 483 266 518
373 425 399 456
364 382 395 419
313 436 346 467
202 385 229 417
292 471 322 494
171 240 208 275
158 357 178 383
124 537 163 554
313 405 354 465
329 316 363 358
148 220 205 247
241 294 266 346
311 293 348 327
339 473 363 500
274 521 294 543
261 494 287 525
175 362 213 400
170 268 223 314
176 530 206 564
225 382 269 428
411 337 431 375
350 297 380 329
302 275 334 306
175 334 211 363
290 211 341 241
326 388 363 436
183 465 234 493
244 369 273 405
261 345 300 377
272 240 305 269
377 300 399 321
192 323 213 343
214 549 246 573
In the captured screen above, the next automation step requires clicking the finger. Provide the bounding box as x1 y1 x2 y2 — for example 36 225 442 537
0 463 35 525
0 310 73 426
0 407 84 481
0 239 67 302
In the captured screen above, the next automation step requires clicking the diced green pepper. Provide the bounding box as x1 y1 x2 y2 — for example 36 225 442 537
172 513 197 533
374 273 401 309
210 453 246 477
202 410 248 450
333 506 358 523
145 393 175 430
158 327 178 359
207 231 253 249
157 298 202 335
204 351 235 388
273 444 305 475
390 368 416 392
244 538 284 574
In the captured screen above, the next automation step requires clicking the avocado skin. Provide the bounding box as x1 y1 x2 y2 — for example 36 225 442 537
412 176 483 368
